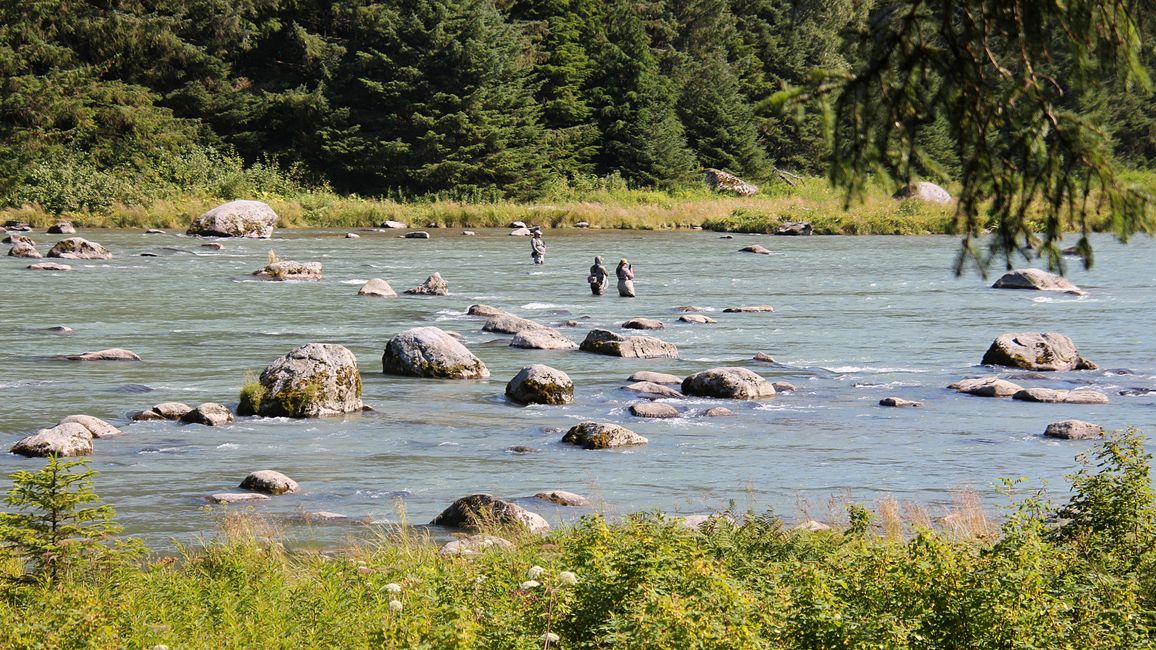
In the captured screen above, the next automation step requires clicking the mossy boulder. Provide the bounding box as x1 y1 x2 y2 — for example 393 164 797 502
981 332 1097 371
382 326 489 379
562 421 648 449
46 237 111 260
431 494 550 533
579 329 678 359
11 423 93 457
241 343 364 417
505 364 574 405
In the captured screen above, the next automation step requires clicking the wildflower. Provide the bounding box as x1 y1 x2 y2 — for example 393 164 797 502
475 576 486 584
384 582 402 593
389 599 403 612
557 571 578 586
526 565 545 579
540 632 560 643
520 579 541 589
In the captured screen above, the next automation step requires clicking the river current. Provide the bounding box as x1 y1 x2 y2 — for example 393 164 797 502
2 228 1154 546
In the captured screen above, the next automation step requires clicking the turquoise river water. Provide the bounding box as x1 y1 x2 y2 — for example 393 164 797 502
2 227 1154 546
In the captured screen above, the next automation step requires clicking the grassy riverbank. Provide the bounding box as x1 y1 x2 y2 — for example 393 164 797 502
5 171 1152 235
2 430 1154 648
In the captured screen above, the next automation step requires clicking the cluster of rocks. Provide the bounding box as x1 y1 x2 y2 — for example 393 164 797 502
252 260 323 281
7 235 111 261
10 415 122 457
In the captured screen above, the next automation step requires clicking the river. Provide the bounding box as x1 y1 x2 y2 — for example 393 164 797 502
2 227 1154 546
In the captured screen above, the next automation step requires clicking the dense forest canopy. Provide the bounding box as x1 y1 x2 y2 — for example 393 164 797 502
0 0 1153 212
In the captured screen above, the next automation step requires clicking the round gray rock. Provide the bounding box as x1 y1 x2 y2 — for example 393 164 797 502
240 470 299 495
132 402 193 421
630 402 680 418
383 326 489 378
47 237 111 260
579 329 678 359
679 314 717 324
11 423 93 457
9 241 41 258
981 332 1096 371
1044 420 1104 440
949 377 1024 397
187 200 278 238
181 403 235 426
624 381 684 399
245 343 363 417
562 421 648 449
505 364 574 405
682 367 775 399
879 397 922 408
622 318 664 330
992 269 1086 296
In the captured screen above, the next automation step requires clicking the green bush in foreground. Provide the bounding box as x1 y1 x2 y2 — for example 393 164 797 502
0 430 1154 648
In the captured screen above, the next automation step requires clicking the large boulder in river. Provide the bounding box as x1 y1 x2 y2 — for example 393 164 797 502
510 328 578 350
703 168 759 196
579 329 678 359
1012 388 1109 404
242 343 363 417
383 326 489 378
892 181 952 204
484 313 545 335
981 332 1096 371
11 423 93 457
404 272 449 296
47 237 111 260
187 200 278 238
992 269 1086 296
431 494 550 533
505 364 573 405
562 421 648 449
252 260 322 281
357 278 397 297
682 367 776 399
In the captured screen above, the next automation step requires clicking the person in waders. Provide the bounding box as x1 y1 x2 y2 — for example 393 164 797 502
616 258 635 297
588 256 609 295
530 228 546 265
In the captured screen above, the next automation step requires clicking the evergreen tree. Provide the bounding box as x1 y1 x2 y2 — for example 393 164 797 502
587 1 696 188
677 50 768 177
321 0 548 198
0 456 123 583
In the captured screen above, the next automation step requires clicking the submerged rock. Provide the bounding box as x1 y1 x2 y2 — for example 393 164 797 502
622 318 664 330
723 305 774 313
47 237 111 260
467 304 509 318
579 329 678 359
67 348 141 361
879 397 922 408
207 493 271 504
682 367 775 399
562 421 648 449
187 200 278 238
243 343 364 417
240 470 299 495
630 402 680 418
357 278 397 297
431 494 549 533
505 364 574 405
382 326 489 379
132 402 193 421
740 245 771 254
27 262 71 271
992 269 1086 296
679 314 717 324
981 332 1096 371
404 272 449 296
702 406 735 417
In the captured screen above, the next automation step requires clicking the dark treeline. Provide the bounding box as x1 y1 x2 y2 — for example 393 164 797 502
1 0 1153 212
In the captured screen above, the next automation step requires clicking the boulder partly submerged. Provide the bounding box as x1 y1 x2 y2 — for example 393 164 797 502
1012 388 1110 404
562 421 648 449
510 328 578 351
11 423 93 457
252 260 322 281
187 200 278 238
242 343 363 417
66 348 141 361
992 269 1086 297
404 272 449 296
181 402 235 426
58 415 122 438
382 326 489 379
431 494 550 533
505 364 574 405
682 367 775 399
47 237 111 260
579 329 678 359
132 402 193 421
981 332 1096 371
628 371 682 385
1044 420 1104 440
357 278 397 297
630 402 680 418
948 377 1024 397
240 470 299 495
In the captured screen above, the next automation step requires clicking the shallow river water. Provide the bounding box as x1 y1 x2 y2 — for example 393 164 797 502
2 227 1154 546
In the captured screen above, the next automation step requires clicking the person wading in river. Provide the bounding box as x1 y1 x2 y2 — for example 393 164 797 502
588 256 609 295
530 228 546 265
616 258 635 297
